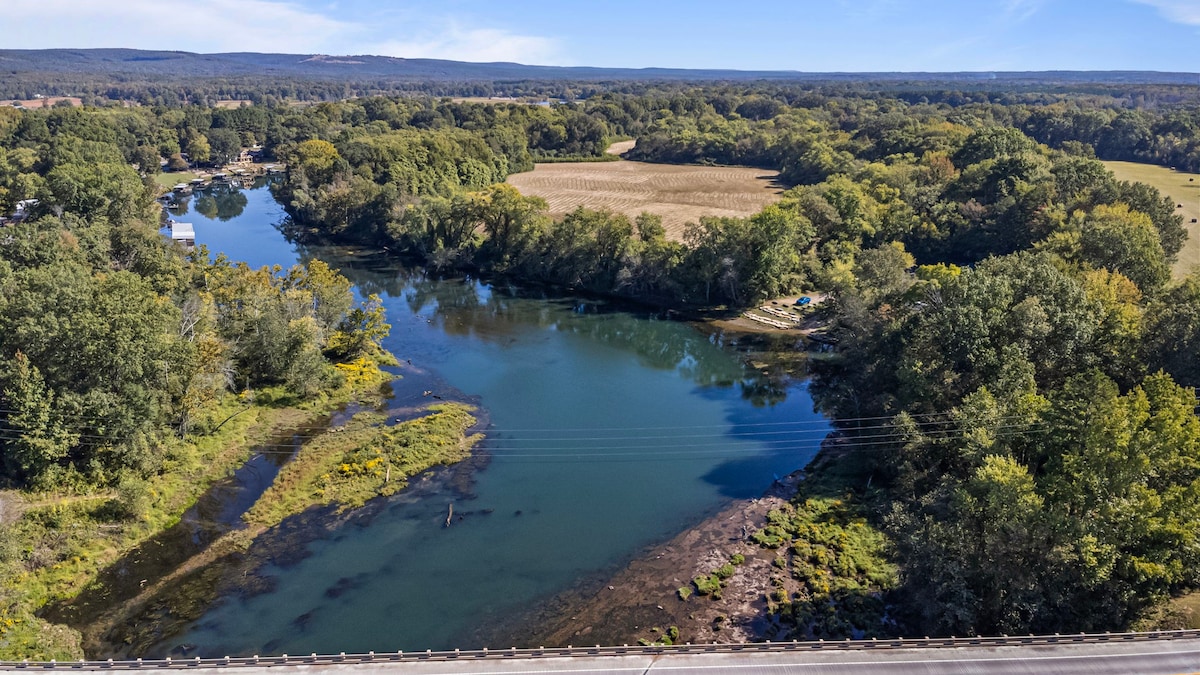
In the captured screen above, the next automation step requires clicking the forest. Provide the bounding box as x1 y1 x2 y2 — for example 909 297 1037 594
1 79 1199 647
0 103 392 489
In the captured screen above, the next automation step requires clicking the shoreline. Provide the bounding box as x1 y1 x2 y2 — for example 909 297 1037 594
481 470 807 648
12 356 485 660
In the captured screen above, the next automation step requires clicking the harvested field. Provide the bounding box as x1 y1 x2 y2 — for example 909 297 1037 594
507 144 784 241
2 96 80 108
1103 160 1200 277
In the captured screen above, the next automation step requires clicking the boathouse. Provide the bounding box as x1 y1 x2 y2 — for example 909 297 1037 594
168 221 195 249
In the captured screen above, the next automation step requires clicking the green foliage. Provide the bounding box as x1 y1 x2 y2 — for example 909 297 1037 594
753 494 897 640
888 372 1200 635
244 404 480 527
1062 204 1172 293
0 107 395 490
692 574 723 597
1144 273 1200 388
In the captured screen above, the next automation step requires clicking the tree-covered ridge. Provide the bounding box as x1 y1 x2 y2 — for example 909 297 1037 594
3 49 1199 108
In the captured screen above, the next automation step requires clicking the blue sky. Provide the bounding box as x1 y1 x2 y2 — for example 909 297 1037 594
6 0 1200 72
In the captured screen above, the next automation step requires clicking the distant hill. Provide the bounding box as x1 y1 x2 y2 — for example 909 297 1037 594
1 48 1197 85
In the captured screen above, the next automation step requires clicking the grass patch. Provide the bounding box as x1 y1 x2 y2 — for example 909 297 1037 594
1135 590 1200 630
0 362 396 660
692 574 724 598
153 171 199 190
245 403 480 529
1102 160 1200 278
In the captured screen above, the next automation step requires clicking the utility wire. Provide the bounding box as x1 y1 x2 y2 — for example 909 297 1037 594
0 423 1049 460
0 416 1045 448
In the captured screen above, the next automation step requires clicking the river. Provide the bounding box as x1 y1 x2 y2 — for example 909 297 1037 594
149 180 829 656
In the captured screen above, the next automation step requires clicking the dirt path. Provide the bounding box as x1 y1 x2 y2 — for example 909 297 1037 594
606 140 636 156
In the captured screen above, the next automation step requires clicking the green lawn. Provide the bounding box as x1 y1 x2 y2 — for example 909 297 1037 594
1103 160 1200 278
153 171 199 190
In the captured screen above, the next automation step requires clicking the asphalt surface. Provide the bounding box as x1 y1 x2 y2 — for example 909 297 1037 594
8 639 1198 674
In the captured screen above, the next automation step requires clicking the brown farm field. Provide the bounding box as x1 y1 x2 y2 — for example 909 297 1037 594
2 96 80 108
507 146 784 241
1103 160 1200 278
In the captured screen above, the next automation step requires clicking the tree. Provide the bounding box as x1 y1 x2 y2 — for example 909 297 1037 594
1076 204 1171 293
325 294 390 362
132 144 161 175
953 127 1040 167
1144 274 1200 387
0 352 77 486
290 138 342 187
475 183 548 270
185 132 212 165
206 128 242 166
44 160 152 224
166 153 189 172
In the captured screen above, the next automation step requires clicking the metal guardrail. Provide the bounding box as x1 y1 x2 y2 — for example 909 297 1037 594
5 629 1200 670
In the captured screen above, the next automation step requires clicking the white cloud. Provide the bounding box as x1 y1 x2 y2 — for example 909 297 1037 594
3 0 565 64
1131 0 1200 26
5 0 356 53
366 25 565 64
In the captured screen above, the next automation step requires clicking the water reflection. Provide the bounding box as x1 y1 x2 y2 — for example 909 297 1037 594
143 184 828 657
298 249 763 394
194 185 249 221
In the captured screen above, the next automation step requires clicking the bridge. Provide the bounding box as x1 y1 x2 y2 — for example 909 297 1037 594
4 630 1200 674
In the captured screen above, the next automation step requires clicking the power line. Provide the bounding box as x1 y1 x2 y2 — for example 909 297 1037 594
0 407 1046 443
0 423 1049 461
0 416 1044 449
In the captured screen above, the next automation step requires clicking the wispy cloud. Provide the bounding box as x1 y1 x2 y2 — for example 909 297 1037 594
1001 0 1047 23
5 0 355 53
1130 0 1200 26
4 0 564 63
366 24 565 65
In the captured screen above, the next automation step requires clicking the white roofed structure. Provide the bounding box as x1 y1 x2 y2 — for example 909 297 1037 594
168 221 195 249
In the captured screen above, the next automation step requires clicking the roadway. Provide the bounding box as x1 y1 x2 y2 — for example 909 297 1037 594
5 639 1199 674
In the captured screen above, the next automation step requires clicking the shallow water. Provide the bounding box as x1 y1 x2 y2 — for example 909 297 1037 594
152 183 829 656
